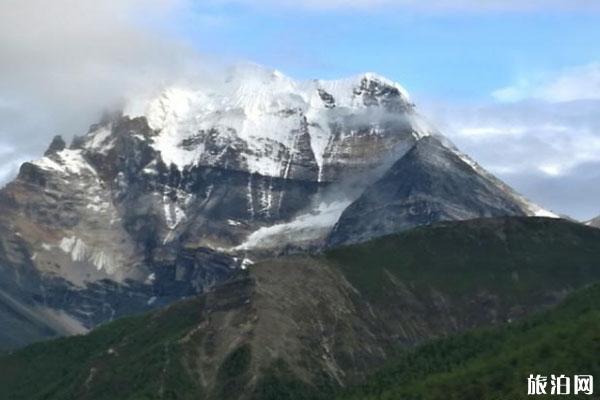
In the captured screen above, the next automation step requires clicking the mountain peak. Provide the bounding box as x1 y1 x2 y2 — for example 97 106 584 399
358 71 410 97
312 72 411 109
43 135 66 156
114 64 419 181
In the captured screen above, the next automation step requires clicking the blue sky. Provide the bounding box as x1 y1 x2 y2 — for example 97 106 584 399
168 4 600 101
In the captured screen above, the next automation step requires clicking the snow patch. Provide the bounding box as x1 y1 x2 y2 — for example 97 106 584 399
85 126 113 154
162 191 188 230
89 251 117 274
528 204 560 218
59 236 119 274
33 149 97 176
143 167 158 175
164 202 186 229
60 236 87 262
235 200 351 250
145 273 156 284
86 195 110 212
240 258 254 270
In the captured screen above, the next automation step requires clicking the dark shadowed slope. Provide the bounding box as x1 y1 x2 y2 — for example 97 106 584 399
328 136 551 247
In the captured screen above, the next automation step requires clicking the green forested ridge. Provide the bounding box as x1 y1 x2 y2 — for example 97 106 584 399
4 281 597 400
328 217 600 303
1 217 599 400
0 295 207 400
337 282 600 400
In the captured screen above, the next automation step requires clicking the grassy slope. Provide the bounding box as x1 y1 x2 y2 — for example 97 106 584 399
338 282 600 400
0 296 206 400
328 217 600 304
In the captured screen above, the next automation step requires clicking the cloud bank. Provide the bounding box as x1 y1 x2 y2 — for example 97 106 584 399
0 0 209 184
493 63 600 103
423 63 600 220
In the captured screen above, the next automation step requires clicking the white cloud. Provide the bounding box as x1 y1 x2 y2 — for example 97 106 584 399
0 0 213 185
538 164 563 177
422 98 600 219
458 126 528 137
480 63 600 217
493 62 600 103
460 61 600 216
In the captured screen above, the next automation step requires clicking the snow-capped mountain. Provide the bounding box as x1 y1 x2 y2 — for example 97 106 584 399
125 64 427 183
586 216 600 228
0 64 554 349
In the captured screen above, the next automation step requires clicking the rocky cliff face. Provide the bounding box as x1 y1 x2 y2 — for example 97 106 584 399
0 65 553 349
328 136 556 246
